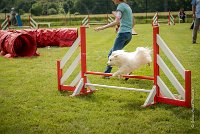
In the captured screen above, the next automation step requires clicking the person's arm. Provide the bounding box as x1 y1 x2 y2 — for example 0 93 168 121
94 11 121 31
94 20 119 31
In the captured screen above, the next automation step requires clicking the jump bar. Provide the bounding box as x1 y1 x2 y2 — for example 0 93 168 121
85 83 151 93
85 71 154 80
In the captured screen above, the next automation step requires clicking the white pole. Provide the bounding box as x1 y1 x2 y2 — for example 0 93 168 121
85 83 151 93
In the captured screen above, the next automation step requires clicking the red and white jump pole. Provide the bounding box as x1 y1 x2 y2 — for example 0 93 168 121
153 26 191 108
57 26 191 108
152 11 175 26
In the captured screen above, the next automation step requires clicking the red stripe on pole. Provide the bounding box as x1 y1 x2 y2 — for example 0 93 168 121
185 70 191 108
57 60 62 91
80 26 87 93
153 26 160 103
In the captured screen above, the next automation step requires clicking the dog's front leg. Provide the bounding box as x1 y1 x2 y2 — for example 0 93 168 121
113 66 129 77
112 70 123 77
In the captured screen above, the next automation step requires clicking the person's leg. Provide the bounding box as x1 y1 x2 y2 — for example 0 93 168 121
192 18 200 43
112 32 132 51
183 16 185 23
104 32 132 73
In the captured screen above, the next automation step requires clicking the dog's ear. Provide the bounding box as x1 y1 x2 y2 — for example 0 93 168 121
114 55 118 58
114 53 122 58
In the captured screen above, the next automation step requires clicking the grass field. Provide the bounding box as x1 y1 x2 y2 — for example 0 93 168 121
0 23 200 133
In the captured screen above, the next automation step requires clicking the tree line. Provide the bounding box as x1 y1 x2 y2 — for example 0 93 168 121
0 0 192 16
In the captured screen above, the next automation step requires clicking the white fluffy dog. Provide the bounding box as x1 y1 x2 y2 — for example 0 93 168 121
107 47 152 77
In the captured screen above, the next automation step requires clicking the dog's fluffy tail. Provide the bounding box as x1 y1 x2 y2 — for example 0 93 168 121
136 47 152 64
136 47 152 54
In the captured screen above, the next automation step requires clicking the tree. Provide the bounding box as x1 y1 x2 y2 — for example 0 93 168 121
31 3 43 16
17 1 32 13
0 0 193 15
48 8 57 15
73 0 95 14
63 0 74 14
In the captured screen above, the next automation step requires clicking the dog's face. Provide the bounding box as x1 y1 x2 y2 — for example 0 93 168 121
107 54 123 67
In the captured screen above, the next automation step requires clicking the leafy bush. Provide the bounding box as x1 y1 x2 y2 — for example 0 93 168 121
48 8 57 15
49 3 58 10
18 9 25 15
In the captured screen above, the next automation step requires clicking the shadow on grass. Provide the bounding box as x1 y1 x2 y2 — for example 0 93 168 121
59 90 73 96
140 103 200 120
59 90 96 98
57 80 199 121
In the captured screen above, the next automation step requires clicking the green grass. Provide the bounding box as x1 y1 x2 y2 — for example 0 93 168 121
0 23 200 133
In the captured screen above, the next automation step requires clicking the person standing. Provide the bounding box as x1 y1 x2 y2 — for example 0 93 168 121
94 0 134 76
10 7 17 26
191 0 200 44
178 8 186 23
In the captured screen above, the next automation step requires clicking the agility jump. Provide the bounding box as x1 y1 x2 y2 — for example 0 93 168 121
0 15 51 30
0 15 10 30
56 26 191 108
29 16 51 29
82 14 114 27
152 11 175 26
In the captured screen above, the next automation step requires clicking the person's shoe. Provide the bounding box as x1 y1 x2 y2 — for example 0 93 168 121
192 41 196 44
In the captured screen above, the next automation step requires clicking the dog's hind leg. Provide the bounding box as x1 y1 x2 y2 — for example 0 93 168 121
125 72 132 81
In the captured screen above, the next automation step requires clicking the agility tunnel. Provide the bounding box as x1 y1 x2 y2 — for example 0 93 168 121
0 28 78 58
35 28 78 47
0 30 37 58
